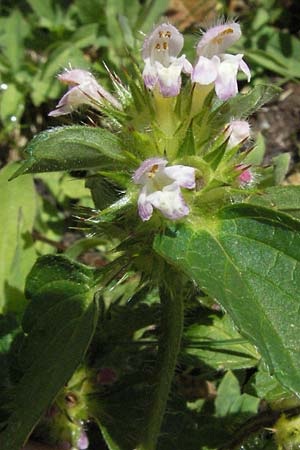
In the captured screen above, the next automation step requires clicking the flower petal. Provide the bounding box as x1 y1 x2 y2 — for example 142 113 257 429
147 182 189 220
142 58 158 90
215 58 239 100
138 186 154 221
192 56 219 84
156 61 182 97
182 55 193 75
239 57 251 82
58 69 94 85
196 22 241 58
49 87 83 116
133 158 167 185
164 165 195 189
142 23 184 61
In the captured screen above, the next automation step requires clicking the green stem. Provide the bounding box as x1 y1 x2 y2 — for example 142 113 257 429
138 276 184 450
153 92 176 136
190 83 214 117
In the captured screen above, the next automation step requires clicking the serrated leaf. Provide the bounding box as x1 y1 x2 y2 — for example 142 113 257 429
213 85 280 128
0 255 99 450
11 126 127 178
154 204 300 395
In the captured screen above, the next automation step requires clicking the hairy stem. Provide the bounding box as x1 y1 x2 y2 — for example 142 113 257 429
138 275 184 450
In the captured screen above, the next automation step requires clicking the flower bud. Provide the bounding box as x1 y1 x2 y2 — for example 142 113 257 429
226 120 250 148
235 164 253 186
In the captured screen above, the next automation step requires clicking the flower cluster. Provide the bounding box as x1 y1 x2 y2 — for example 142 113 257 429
142 21 250 101
49 21 252 223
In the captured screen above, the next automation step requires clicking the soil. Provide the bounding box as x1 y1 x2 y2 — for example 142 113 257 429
252 82 300 168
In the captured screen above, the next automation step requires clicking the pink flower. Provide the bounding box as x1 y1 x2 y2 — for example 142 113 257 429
133 158 195 221
192 22 251 100
142 24 192 97
49 69 121 116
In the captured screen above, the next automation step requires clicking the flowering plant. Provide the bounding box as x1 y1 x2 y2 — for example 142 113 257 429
2 20 300 450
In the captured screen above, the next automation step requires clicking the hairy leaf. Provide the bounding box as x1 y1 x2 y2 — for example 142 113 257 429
154 204 300 395
213 85 280 128
11 126 127 178
247 185 300 219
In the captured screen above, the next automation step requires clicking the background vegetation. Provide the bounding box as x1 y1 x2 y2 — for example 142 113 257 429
1 1 300 449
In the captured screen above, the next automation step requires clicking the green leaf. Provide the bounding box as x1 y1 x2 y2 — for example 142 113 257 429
213 85 280 127
70 23 100 48
184 314 259 370
74 0 105 24
154 204 300 395
215 371 259 418
135 0 169 33
11 126 128 178
26 0 56 24
0 9 29 70
273 153 290 185
247 186 300 219
85 174 121 209
0 163 37 314
244 132 266 165
253 362 292 404
0 255 99 450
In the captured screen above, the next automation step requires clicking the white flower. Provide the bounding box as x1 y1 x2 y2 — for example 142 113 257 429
133 158 195 221
192 22 251 101
49 69 121 116
142 24 192 97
